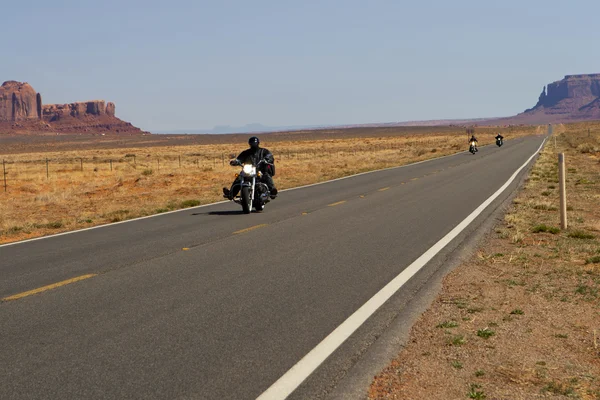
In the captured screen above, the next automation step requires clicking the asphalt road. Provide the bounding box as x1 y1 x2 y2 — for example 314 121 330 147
0 136 545 399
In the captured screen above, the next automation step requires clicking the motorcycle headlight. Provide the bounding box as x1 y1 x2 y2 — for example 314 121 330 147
243 164 256 175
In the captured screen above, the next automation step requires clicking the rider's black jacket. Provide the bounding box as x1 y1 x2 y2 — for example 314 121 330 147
235 147 274 173
495 134 504 140
469 136 478 143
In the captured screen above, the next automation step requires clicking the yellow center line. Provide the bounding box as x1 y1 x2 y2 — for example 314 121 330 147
378 187 390 192
182 248 190 251
411 177 419 181
328 200 347 207
2 274 97 302
302 212 308 215
233 224 268 234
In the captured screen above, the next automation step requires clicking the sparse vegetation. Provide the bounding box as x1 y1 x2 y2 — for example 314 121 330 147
476 328 495 339
531 224 560 234
568 230 595 239
468 384 487 399
450 335 466 346
451 360 463 369
586 255 600 264
437 321 459 329
179 199 201 208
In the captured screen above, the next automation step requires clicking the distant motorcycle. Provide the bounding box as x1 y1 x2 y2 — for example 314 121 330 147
228 159 272 214
496 137 503 147
469 140 478 154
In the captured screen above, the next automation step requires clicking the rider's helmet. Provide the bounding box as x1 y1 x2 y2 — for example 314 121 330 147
249 136 260 151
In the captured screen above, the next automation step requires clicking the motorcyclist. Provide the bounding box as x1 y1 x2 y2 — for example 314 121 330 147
495 133 504 141
223 136 278 200
469 134 478 151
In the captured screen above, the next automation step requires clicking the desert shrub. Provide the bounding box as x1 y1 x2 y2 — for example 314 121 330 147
568 230 595 239
532 224 560 234
180 199 201 208
577 143 597 153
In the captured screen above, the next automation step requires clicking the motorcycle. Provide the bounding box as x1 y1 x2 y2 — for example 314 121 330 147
228 159 272 214
469 140 478 154
496 137 503 147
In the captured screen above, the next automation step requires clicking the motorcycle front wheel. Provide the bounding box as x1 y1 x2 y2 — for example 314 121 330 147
241 187 252 214
254 201 264 212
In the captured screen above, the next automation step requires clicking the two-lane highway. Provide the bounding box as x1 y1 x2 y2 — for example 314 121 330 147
0 135 545 399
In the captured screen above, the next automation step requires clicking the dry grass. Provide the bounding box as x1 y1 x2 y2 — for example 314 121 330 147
0 126 536 244
369 122 600 399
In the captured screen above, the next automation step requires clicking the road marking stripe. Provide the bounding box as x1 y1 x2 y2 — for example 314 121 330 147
327 201 346 207
378 187 390 192
182 248 190 251
2 274 97 301
257 138 547 400
233 224 268 234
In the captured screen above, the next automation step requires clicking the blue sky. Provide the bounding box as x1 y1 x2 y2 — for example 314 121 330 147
3 0 599 132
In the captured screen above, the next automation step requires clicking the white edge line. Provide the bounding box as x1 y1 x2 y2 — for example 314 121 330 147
0 146 473 249
257 138 547 399
0 200 232 248
0 137 531 249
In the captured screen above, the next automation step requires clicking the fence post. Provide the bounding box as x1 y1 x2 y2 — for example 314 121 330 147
80 158 83 171
222 153 225 166
110 159 113 171
558 153 567 230
179 155 181 167
157 158 160 171
133 155 136 166
46 158 49 179
3 160 6 192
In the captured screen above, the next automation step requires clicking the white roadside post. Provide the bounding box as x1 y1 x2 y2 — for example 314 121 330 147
558 153 567 229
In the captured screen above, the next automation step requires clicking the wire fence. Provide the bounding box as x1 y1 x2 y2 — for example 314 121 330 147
0 137 453 193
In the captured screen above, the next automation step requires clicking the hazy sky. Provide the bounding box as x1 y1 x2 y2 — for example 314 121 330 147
3 0 599 132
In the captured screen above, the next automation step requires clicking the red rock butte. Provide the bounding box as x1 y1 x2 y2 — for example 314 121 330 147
483 74 600 125
0 81 145 134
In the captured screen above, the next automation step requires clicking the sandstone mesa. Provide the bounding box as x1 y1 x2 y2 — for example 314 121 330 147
482 73 600 125
0 81 145 135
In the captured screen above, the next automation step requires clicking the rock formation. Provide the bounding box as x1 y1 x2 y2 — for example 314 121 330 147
485 74 600 125
0 81 42 121
527 74 600 114
42 100 109 121
0 81 145 134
